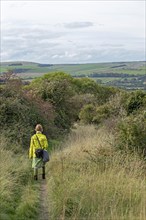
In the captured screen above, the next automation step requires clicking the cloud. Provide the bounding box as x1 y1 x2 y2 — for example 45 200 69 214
1 13 145 63
100 43 124 48
64 21 94 29
1 1 145 63
1 41 145 64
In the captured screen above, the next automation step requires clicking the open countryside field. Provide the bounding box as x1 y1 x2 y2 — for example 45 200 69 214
0 61 146 90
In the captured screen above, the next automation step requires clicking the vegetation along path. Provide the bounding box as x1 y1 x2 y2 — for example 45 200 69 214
1 71 146 219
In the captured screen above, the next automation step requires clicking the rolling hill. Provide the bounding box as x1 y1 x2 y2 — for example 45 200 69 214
0 61 146 90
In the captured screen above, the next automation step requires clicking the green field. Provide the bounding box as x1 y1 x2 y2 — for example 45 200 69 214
0 61 146 90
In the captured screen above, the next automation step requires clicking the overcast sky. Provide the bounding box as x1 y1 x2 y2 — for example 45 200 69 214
1 0 145 64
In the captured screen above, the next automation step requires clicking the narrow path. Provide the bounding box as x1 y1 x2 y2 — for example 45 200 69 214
38 179 49 220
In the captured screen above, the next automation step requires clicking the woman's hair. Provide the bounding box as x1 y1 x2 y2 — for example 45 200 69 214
35 124 43 132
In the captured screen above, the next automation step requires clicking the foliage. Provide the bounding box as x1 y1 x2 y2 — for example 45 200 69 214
93 104 111 124
92 92 126 124
28 72 76 130
72 77 118 104
116 110 146 155
72 78 100 94
1 69 146 219
27 72 118 130
78 92 125 125
124 90 146 115
47 125 146 220
0 82 54 148
79 104 95 124
1 71 146 155
0 137 40 219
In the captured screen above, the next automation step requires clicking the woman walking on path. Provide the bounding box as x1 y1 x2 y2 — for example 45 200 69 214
29 124 48 180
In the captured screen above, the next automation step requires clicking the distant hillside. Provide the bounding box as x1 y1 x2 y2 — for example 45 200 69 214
0 61 146 90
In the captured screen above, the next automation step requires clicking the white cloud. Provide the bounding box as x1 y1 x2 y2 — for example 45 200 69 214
1 1 145 63
64 22 94 29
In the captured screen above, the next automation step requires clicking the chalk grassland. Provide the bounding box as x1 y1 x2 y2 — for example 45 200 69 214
0 135 40 220
47 125 146 220
0 61 145 77
1 61 145 89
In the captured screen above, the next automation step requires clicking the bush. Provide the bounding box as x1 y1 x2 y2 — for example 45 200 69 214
28 72 76 130
79 104 95 124
92 92 126 125
124 90 146 115
0 94 50 148
93 104 111 124
116 110 146 155
73 78 118 104
28 72 119 129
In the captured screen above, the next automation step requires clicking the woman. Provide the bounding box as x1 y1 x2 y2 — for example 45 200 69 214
29 124 48 180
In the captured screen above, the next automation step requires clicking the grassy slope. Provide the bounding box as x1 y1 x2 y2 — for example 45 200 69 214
0 135 40 220
0 61 145 78
1 124 146 219
1 61 145 89
47 125 146 220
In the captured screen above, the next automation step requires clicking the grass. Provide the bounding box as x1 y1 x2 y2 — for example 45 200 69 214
91 77 121 83
0 135 40 220
1 61 145 76
0 124 146 219
47 125 146 220
1 61 145 90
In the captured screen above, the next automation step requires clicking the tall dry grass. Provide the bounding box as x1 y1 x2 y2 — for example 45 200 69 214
47 125 146 220
0 135 40 220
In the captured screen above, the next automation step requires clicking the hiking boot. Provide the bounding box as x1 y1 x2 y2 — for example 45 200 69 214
34 175 38 180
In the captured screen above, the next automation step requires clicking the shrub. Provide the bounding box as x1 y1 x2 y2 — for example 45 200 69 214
93 104 111 124
79 104 95 124
124 90 146 115
92 92 126 125
0 94 50 148
28 72 119 129
116 110 146 155
28 72 76 130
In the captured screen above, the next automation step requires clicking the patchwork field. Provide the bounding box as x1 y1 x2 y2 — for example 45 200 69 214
0 61 146 90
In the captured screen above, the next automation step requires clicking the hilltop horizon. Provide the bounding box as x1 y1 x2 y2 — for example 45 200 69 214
1 60 146 65
1 60 145 90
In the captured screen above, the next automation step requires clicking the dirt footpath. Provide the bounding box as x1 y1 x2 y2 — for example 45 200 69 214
38 179 49 220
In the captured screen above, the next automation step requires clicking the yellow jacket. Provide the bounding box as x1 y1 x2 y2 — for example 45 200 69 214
29 132 48 159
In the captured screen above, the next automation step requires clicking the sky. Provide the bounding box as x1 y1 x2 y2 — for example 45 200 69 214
1 0 146 64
